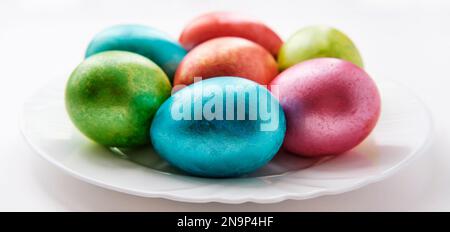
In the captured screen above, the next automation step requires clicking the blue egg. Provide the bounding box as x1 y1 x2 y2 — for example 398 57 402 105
150 77 286 177
85 24 187 80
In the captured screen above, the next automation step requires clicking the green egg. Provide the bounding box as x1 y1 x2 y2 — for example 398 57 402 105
65 51 171 147
278 26 363 70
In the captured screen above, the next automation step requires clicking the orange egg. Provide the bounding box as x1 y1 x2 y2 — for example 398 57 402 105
174 37 278 88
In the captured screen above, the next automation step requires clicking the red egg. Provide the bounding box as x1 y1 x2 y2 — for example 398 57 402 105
179 12 283 56
174 37 278 87
270 58 381 157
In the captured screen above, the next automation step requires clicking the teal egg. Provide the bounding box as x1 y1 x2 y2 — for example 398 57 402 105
85 24 187 80
150 77 286 177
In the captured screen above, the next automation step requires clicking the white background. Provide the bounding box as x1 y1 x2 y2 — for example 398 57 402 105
0 0 449 211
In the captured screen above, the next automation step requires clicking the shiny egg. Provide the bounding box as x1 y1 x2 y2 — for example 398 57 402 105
150 77 286 177
270 58 380 157
278 25 364 70
174 37 278 87
66 51 172 147
179 11 283 56
85 24 187 80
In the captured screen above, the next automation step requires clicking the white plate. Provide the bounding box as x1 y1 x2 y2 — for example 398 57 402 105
20 77 433 204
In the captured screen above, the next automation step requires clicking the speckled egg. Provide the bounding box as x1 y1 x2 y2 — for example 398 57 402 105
66 51 172 147
150 77 286 177
174 37 278 87
278 26 364 70
179 11 283 56
270 58 380 157
85 24 187 80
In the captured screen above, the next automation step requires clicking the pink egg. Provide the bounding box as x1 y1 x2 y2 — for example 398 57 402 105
269 58 381 157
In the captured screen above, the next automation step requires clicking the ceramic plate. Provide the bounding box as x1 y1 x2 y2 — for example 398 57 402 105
21 77 432 203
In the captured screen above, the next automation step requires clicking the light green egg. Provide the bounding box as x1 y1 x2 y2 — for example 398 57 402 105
65 51 171 147
278 25 363 70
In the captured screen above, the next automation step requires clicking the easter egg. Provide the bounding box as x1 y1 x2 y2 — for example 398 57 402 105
174 37 278 87
66 51 171 147
278 26 364 70
270 58 380 157
85 24 187 80
179 12 283 56
150 77 286 177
